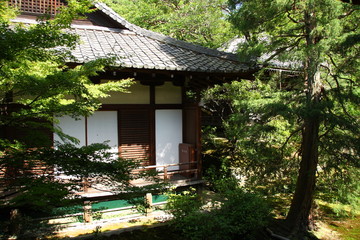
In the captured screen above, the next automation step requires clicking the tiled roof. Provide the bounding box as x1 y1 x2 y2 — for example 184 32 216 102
12 2 252 73
68 2 250 73
70 25 249 73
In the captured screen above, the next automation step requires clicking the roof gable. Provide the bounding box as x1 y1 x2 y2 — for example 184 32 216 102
94 2 240 62
70 2 252 74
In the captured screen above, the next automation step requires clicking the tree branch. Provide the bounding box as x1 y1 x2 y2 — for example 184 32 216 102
280 126 303 157
326 54 357 85
27 95 41 106
338 9 355 19
264 38 301 64
275 34 306 38
286 10 300 24
320 63 356 121
318 124 334 140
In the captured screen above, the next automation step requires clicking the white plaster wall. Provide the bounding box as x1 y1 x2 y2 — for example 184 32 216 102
53 115 85 179
155 110 183 171
87 111 118 153
99 81 150 104
155 82 182 104
54 115 86 146
54 111 118 154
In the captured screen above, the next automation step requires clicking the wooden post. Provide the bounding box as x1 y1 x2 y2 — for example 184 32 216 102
163 166 168 180
83 178 89 193
9 209 21 238
145 193 153 214
83 200 92 223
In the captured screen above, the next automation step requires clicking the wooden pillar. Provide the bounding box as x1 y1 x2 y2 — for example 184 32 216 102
163 166 168 181
9 209 21 238
83 178 89 193
145 193 153 215
83 200 92 223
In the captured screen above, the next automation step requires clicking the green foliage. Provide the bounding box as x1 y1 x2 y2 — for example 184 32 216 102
0 1 157 238
202 79 302 194
0 143 162 238
201 127 234 186
165 185 271 240
0 1 17 23
228 0 360 65
317 168 360 215
101 0 236 49
165 187 202 220
207 0 359 233
0 212 59 240
0 1 133 128
0 143 142 213
202 74 359 203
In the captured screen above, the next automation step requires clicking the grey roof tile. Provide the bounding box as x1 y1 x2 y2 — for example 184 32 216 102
68 3 252 73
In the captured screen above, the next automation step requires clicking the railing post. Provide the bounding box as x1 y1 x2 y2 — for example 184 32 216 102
83 200 92 223
145 193 153 215
163 166 168 180
83 178 89 193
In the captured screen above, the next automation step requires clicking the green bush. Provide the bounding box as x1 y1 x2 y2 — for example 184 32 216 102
165 188 202 220
165 186 271 240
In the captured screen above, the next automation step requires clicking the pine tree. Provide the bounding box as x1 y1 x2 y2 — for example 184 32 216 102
227 0 359 238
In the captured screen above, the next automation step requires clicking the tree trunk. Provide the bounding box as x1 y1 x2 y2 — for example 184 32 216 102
285 117 320 239
285 6 324 238
285 66 322 239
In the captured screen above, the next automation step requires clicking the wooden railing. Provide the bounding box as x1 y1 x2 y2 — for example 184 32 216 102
140 161 199 181
79 161 199 194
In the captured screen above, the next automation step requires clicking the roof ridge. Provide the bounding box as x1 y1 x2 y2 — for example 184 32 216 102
10 18 136 35
94 2 240 62
71 24 135 34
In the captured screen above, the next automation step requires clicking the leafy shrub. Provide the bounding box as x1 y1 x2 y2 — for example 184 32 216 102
201 126 235 188
165 188 202 220
316 167 360 218
0 212 59 240
166 185 271 240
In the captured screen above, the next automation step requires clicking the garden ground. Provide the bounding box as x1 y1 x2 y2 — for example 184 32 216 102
56 191 359 240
